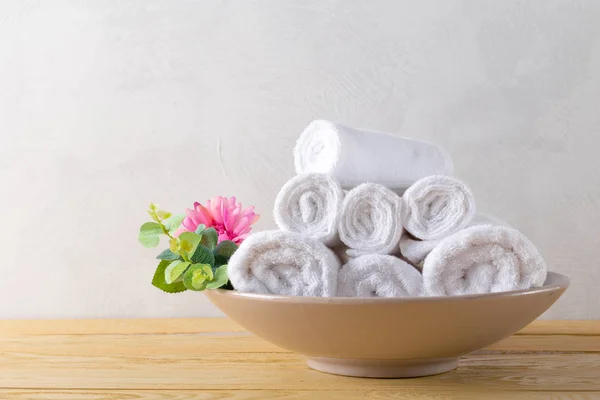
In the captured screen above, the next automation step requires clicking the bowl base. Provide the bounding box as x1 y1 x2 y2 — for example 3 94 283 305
306 356 458 378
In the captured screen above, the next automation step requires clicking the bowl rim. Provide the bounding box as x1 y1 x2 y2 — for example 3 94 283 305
208 271 569 304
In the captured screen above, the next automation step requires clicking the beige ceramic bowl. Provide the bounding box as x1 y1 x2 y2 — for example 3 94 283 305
204 271 569 378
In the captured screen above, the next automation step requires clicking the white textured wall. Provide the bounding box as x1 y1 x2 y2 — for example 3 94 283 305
1 0 599 319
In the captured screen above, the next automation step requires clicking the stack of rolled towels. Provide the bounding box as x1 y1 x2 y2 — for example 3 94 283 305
228 120 548 298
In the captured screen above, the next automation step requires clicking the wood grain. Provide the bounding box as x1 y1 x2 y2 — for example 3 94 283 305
1 389 599 400
2 351 600 391
2 319 597 336
516 320 600 336
1 332 598 357
0 319 598 399
488 334 600 352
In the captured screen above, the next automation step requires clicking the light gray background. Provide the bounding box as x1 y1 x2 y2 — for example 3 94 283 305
1 0 598 319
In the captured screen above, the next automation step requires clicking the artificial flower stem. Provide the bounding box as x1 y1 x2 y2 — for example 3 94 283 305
160 224 174 240
148 204 176 240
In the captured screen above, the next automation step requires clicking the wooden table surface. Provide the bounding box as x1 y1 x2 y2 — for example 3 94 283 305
0 319 599 399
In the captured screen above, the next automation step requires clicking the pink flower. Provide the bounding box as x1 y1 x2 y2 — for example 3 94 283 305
175 196 259 244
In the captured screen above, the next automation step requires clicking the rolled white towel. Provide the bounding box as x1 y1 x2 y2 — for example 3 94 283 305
399 235 438 266
294 120 454 189
399 213 509 265
337 255 424 298
338 183 403 257
273 173 344 246
402 175 476 240
422 225 547 296
228 230 341 296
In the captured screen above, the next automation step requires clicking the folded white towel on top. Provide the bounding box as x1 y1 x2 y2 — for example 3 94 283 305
402 175 476 240
294 120 454 189
399 213 509 266
337 255 424 298
228 230 341 296
274 173 344 246
422 225 547 296
338 183 404 257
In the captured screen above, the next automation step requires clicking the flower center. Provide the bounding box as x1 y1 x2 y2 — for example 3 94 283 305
214 223 228 235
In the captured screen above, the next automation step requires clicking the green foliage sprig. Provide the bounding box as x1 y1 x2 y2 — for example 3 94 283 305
138 203 235 293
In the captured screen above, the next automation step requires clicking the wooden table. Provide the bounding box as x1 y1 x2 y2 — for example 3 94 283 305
0 319 599 399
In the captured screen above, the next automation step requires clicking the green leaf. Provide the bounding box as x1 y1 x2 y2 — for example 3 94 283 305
156 248 182 261
214 240 238 258
139 233 160 248
147 211 159 222
213 254 228 267
201 263 214 280
183 263 213 291
157 210 172 221
179 232 202 256
164 260 190 284
190 244 215 266
147 203 160 222
164 214 185 233
140 221 162 234
169 238 180 253
194 224 207 235
152 260 187 293
206 265 229 289
138 222 162 248
200 227 218 250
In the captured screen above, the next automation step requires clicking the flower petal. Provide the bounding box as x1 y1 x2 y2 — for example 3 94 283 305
182 217 197 232
232 232 249 244
241 205 255 217
220 196 229 226
210 196 224 224
229 207 241 221
218 232 231 243
194 203 214 226
222 200 232 232
233 216 252 235
187 210 204 227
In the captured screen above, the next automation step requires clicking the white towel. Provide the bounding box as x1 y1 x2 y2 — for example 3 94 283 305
294 120 454 189
338 183 403 257
399 235 439 266
402 175 476 240
273 173 344 246
422 225 547 296
228 230 341 297
337 255 424 298
399 213 509 265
